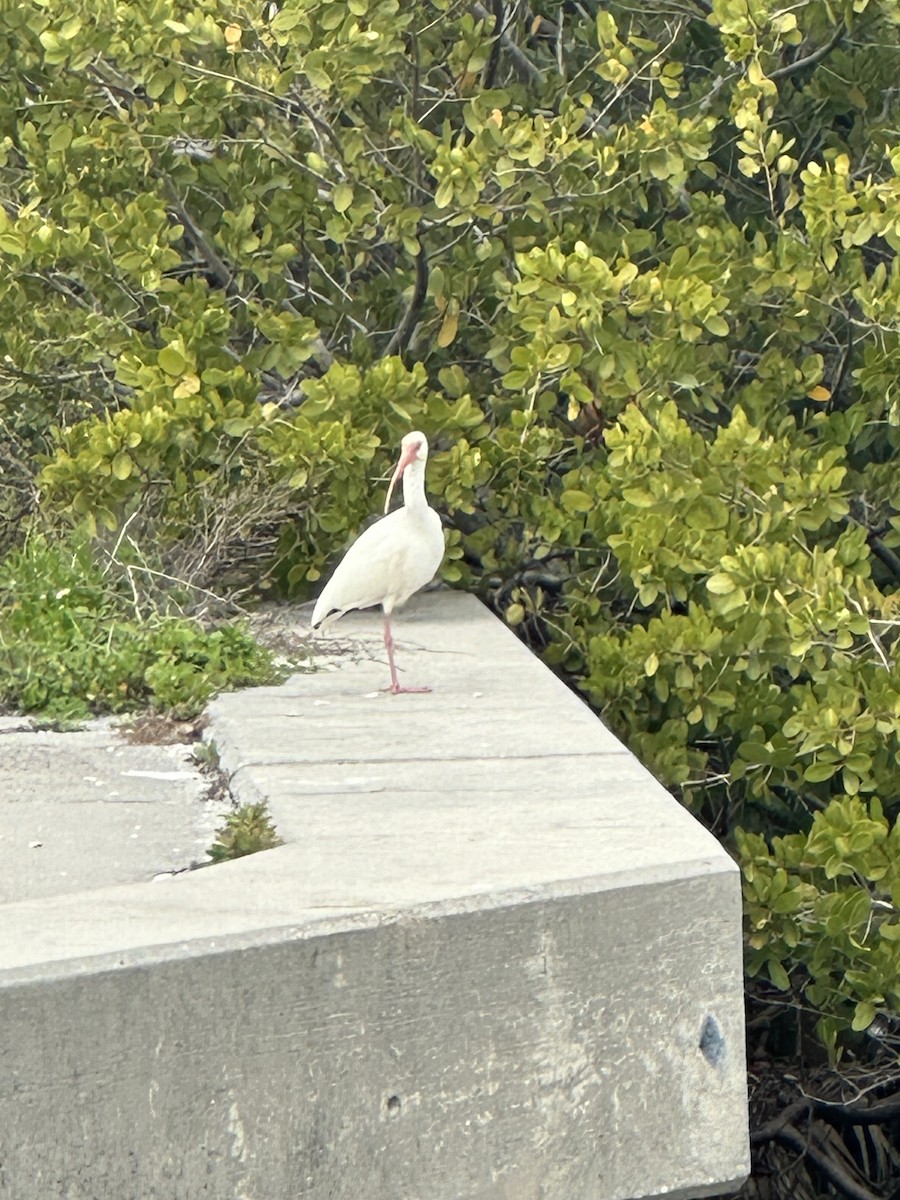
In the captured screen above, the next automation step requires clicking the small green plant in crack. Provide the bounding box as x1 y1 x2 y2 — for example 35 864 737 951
192 738 220 768
207 803 283 863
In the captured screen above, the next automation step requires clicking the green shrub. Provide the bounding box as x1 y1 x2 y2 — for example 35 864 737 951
553 402 899 833
0 531 278 720
738 797 900 1059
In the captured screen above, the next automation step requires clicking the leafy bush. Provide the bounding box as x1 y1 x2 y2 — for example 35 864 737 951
0 532 278 720
738 797 900 1057
555 402 899 830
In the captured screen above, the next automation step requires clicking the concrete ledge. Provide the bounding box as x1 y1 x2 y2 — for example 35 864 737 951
0 593 749 1199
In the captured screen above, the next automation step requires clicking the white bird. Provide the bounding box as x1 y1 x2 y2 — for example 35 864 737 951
311 431 445 694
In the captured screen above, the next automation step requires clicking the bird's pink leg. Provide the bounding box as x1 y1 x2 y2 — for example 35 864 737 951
383 613 431 695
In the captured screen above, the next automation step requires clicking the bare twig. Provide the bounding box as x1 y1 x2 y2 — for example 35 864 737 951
175 59 341 160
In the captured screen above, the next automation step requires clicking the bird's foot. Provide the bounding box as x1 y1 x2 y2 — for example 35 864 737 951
384 683 432 695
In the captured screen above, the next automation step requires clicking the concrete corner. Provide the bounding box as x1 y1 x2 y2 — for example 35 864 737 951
0 593 749 1199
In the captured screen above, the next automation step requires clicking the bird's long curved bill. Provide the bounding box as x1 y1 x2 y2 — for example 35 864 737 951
384 445 416 514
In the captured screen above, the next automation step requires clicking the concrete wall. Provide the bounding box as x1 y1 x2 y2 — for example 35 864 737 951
0 594 749 1199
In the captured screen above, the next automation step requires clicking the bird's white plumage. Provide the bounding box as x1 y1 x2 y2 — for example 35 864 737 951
311 432 445 629
311 503 443 624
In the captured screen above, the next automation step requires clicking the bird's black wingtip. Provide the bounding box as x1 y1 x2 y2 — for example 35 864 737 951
310 605 340 631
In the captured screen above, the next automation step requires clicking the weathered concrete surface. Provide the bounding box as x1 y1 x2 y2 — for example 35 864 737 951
0 593 750 1200
0 718 218 902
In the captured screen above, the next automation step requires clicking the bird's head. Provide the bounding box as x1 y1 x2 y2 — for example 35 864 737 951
384 431 429 514
400 430 428 460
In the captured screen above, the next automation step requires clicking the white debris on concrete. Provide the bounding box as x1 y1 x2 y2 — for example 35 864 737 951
0 721 219 903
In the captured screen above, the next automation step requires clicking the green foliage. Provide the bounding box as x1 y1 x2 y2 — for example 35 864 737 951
738 797 900 1059
560 401 899 833
207 802 282 862
2 0 900 1066
0 531 278 720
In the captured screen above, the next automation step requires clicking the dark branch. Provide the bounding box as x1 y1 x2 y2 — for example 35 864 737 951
482 0 504 91
815 1093 900 1126
770 22 846 82
471 3 543 87
828 319 855 409
285 90 345 160
750 1098 811 1144
773 1124 884 1200
382 236 428 360
160 178 235 295
868 535 900 582
409 30 421 122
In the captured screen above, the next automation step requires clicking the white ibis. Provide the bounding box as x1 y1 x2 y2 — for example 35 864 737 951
310 431 445 693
